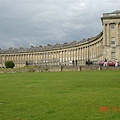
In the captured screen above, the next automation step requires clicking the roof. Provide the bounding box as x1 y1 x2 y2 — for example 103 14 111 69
111 10 120 14
0 32 103 53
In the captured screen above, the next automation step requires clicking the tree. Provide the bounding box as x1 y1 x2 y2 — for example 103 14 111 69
5 61 15 69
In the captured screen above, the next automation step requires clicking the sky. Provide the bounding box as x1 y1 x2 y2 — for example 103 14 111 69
0 0 120 49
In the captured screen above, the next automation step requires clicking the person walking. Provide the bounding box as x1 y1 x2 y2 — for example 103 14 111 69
72 60 74 66
115 59 119 67
103 58 107 66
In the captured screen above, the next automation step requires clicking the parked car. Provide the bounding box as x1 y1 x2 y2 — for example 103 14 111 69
99 60 105 66
99 60 119 66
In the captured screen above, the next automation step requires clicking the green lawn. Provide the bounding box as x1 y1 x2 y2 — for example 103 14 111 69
0 71 120 120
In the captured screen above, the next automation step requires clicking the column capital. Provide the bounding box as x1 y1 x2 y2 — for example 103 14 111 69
103 23 107 26
115 22 118 25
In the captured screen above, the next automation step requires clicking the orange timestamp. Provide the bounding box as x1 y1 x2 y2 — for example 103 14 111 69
99 106 120 112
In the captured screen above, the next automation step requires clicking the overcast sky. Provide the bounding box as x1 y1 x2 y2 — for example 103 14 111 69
0 0 120 49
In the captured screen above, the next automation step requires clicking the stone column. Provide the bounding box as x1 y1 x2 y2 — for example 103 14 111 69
55 52 58 65
91 45 93 59
23 54 25 66
81 48 82 61
86 46 88 60
37 53 39 61
62 51 63 63
32 53 34 62
95 43 98 58
95 43 97 58
78 48 79 60
73 49 75 60
83 47 85 64
19 54 21 62
74 49 76 60
58 51 60 64
76 49 78 60
24 54 26 63
6 55 8 61
116 22 119 45
29 54 30 61
99 42 101 57
68 50 70 62
118 22 120 45
103 23 106 46
88 46 90 60
42 53 43 62
67 50 69 62
64 51 66 63
65 50 67 63
14 55 16 65
100 40 102 56
107 23 110 46
97 42 100 56
2 55 5 67
79 48 81 61
82 47 84 62
7 55 9 61
70 50 72 61
33 54 35 62
17 55 19 65
26 54 28 61
48 52 51 64
47 52 49 64
44 53 46 63
72 50 74 60
97 42 99 58
93 45 95 59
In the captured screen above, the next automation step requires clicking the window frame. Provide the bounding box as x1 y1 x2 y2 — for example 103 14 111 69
111 37 115 45
110 23 115 30
111 52 115 60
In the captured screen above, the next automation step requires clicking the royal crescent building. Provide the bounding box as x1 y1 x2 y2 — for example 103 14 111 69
0 10 120 67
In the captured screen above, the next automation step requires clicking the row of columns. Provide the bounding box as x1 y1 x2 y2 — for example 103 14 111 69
0 40 103 67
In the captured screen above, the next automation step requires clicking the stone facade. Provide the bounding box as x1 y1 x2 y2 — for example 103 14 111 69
101 10 120 61
0 10 120 68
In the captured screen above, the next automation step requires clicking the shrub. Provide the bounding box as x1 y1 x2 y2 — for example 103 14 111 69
44 68 48 71
28 68 35 72
5 61 15 69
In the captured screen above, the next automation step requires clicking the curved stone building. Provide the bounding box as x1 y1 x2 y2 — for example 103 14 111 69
0 10 120 68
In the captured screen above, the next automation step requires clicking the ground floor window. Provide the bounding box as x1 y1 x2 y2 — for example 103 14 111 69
111 52 115 60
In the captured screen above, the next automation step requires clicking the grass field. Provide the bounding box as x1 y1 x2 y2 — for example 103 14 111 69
0 70 120 120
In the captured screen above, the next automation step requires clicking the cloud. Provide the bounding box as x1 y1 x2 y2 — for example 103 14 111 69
0 0 120 49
